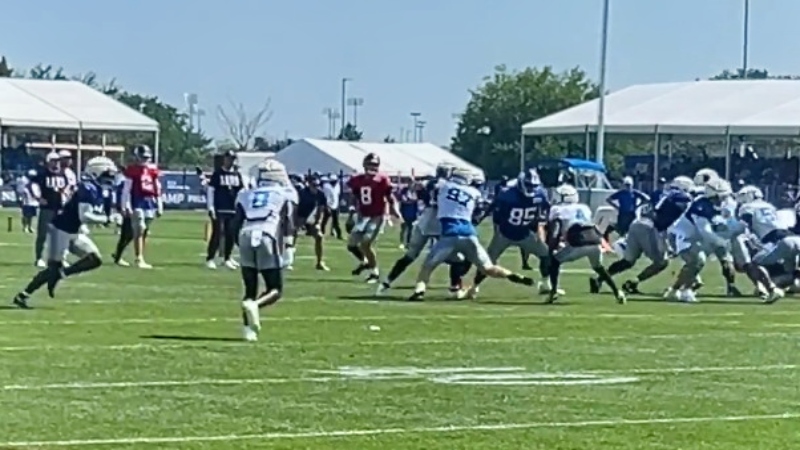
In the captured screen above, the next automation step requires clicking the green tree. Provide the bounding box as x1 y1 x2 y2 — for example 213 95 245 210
337 122 362 141
451 65 598 178
383 135 396 143
709 68 800 80
0 57 12 77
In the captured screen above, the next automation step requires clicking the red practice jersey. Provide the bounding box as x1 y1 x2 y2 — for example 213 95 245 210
347 173 392 218
124 163 161 203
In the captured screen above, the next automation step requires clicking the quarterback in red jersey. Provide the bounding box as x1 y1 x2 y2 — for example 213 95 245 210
346 153 401 282
115 144 162 269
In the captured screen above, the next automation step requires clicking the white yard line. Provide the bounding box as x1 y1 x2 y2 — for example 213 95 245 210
0 331 794 352
2 363 796 392
3 413 799 447
1 310 798 326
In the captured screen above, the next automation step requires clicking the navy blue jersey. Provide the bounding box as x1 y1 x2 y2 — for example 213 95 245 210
685 196 719 225
653 188 692 232
492 186 550 241
34 167 68 210
297 187 325 219
51 181 104 234
418 178 442 208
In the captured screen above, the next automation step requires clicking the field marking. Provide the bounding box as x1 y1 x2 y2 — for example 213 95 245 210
0 331 795 352
4 310 800 326
4 413 799 447
2 363 796 391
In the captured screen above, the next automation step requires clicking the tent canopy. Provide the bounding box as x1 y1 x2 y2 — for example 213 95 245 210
274 138 484 179
522 80 800 137
0 78 158 132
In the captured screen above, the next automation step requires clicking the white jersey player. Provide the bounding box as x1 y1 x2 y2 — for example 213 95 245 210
235 159 295 342
410 167 534 301
546 184 624 304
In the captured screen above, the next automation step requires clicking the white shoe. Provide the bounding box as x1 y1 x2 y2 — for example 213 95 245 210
206 260 217 269
62 260 70 268
136 259 153 269
242 300 261 333
242 326 258 342
449 288 466 300
538 281 564 296
616 291 627 305
663 287 678 300
465 285 480 299
376 281 390 296
678 289 698 303
766 288 785 304
224 260 238 270
35 259 46 268
116 259 131 267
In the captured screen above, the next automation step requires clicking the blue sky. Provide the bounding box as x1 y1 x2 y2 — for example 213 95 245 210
2 0 799 146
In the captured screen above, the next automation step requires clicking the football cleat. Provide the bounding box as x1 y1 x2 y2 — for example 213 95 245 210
242 300 261 333
205 260 217 269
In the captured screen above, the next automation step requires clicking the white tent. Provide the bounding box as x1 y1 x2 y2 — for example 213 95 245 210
522 80 800 136
274 138 484 178
0 78 158 132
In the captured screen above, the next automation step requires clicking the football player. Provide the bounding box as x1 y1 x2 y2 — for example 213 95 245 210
235 159 295 342
466 168 553 298
296 176 329 271
738 186 793 303
409 167 534 301
377 162 453 295
665 178 733 302
546 184 624 304
593 176 692 295
346 153 400 283
116 145 162 269
13 157 116 308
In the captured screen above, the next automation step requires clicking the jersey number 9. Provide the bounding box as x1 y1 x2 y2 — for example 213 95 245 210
445 188 473 207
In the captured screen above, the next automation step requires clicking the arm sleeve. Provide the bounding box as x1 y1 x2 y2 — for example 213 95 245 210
78 203 108 224
206 186 215 211
121 178 133 209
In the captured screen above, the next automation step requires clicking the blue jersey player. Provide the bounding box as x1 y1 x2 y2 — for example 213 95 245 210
13 157 118 308
467 169 552 298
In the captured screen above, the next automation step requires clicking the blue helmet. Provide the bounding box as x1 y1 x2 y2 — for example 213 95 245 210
517 168 541 197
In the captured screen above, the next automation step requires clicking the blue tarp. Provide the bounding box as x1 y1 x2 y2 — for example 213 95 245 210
561 158 607 173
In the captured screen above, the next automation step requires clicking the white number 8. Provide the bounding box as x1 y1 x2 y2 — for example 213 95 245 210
360 186 373 205
508 207 537 226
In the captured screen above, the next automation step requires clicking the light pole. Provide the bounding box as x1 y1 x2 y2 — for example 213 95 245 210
410 112 421 142
595 0 610 164
184 93 198 131
742 0 750 78
322 107 340 138
347 97 364 127
196 108 205 133
416 120 427 142
340 78 351 133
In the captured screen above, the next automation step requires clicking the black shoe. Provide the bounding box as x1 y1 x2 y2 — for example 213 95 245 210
365 273 380 284
589 277 601 294
12 293 31 309
351 264 367 276
408 291 425 302
521 263 532 271
47 270 64 298
622 280 641 295
726 285 743 298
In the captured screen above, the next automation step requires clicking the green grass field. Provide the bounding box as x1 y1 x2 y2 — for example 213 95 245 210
0 211 798 449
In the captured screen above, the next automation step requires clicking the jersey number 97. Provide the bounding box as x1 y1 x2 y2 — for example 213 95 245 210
445 188 474 207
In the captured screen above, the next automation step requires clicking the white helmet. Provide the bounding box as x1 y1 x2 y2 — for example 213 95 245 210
670 176 695 193
693 168 719 186
704 178 732 199
84 156 118 184
554 184 579 204
449 167 474 185
435 161 456 178
736 185 764 204
251 158 288 186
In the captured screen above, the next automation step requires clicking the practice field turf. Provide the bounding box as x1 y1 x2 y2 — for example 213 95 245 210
0 211 799 449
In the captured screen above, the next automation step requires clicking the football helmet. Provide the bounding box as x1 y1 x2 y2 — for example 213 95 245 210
363 153 380 175
435 161 455 179
554 184 579 204
704 178 732 199
736 185 764 204
517 168 542 197
252 159 288 186
693 168 719 186
449 167 474 186
670 176 695 193
132 144 153 163
84 156 119 186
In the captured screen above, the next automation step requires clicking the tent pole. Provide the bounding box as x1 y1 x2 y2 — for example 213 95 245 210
154 130 161 165
101 133 107 157
519 134 525 172
724 127 732 180
652 127 660 189
584 125 590 159
77 128 83 171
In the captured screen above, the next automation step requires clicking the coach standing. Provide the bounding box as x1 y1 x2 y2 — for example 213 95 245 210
205 150 244 269
31 152 68 268
321 174 342 239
